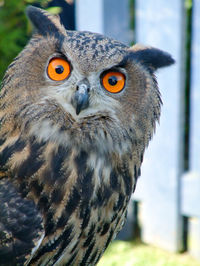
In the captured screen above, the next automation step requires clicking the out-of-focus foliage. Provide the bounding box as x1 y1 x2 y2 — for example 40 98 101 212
185 0 192 9
0 0 57 81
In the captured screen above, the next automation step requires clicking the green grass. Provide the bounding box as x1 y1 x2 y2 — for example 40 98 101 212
98 240 200 266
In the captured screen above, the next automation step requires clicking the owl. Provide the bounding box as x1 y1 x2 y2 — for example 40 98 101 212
0 5 174 266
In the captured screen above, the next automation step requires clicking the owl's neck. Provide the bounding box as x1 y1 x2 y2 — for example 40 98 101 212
26 114 136 157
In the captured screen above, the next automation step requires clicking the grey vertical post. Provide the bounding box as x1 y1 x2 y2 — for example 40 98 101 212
133 0 183 252
75 0 131 45
181 0 200 259
190 0 200 174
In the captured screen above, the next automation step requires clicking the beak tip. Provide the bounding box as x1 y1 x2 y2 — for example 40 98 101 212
76 108 81 115
74 94 89 115
72 83 90 115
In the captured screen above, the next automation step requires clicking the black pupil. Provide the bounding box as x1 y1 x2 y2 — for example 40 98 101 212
108 76 118 86
55 65 64 74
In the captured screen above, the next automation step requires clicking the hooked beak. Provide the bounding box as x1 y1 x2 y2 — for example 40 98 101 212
71 83 90 115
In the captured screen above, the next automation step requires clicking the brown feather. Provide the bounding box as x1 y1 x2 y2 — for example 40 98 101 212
0 6 174 266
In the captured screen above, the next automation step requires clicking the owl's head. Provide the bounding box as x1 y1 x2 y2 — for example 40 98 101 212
1 6 174 154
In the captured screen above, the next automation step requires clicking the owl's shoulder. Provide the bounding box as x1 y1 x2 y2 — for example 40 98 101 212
0 178 44 265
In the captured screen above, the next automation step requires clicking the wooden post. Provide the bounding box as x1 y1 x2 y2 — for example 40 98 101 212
133 0 184 252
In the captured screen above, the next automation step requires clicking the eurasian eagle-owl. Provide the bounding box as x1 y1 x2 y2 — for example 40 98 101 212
0 6 174 266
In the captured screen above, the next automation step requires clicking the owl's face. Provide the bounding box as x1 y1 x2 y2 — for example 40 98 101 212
1 6 174 154
28 32 130 120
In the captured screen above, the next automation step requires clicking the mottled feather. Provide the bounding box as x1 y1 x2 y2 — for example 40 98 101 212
0 6 174 265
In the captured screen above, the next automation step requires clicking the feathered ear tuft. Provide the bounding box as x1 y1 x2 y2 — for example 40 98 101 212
26 6 66 36
128 44 175 71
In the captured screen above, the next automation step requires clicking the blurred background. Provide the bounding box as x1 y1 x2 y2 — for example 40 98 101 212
0 0 199 265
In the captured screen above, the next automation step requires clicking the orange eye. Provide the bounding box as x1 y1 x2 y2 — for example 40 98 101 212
47 57 71 81
102 71 125 93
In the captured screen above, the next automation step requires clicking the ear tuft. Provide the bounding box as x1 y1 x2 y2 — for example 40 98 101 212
129 44 175 70
26 6 65 36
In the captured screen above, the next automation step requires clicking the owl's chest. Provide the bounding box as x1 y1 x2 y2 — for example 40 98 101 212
28 144 134 265
1 133 134 204
32 155 132 265
32 145 134 228
1 135 135 265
